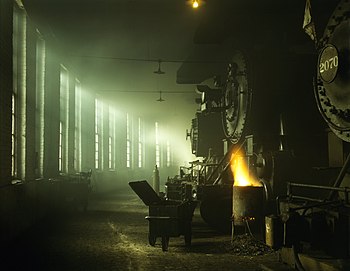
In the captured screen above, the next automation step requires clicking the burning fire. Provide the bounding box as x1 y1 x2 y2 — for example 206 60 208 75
230 150 261 187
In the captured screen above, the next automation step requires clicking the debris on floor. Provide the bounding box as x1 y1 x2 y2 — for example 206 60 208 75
222 234 273 256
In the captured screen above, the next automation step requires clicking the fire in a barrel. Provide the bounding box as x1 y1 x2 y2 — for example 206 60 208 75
230 150 263 235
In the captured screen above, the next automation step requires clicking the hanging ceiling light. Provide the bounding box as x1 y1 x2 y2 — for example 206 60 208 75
154 59 165 74
186 0 205 9
157 91 165 102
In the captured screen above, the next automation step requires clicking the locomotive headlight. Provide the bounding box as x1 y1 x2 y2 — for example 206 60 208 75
318 44 339 83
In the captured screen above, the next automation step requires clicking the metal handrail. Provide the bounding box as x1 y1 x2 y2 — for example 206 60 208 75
287 182 350 204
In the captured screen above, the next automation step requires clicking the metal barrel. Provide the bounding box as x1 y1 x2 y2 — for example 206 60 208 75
232 186 264 229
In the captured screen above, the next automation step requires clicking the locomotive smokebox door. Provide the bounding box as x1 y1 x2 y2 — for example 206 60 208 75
318 44 339 84
316 2 350 142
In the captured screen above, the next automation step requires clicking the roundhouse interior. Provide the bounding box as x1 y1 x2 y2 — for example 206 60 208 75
1 0 350 270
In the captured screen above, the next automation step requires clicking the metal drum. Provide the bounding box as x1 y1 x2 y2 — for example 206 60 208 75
232 186 264 234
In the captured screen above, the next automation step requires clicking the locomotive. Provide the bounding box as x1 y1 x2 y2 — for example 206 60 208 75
166 0 350 266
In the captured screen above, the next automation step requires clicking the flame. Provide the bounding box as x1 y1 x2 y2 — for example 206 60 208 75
230 150 261 187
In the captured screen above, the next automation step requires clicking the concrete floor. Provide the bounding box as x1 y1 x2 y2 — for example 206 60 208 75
3 188 285 271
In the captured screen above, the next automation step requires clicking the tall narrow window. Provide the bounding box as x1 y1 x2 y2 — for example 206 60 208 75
95 134 99 170
11 94 17 177
166 140 171 167
138 117 143 168
59 65 69 173
74 79 82 172
95 99 99 170
126 113 131 168
58 121 63 172
108 107 115 170
35 34 45 177
12 5 27 179
95 98 103 170
155 122 160 167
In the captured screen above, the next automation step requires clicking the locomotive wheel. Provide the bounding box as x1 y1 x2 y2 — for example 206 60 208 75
200 196 232 233
148 234 156 246
161 236 169 251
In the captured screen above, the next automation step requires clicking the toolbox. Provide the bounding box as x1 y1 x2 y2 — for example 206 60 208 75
129 180 197 251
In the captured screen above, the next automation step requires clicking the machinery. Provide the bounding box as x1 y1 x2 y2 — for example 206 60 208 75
167 0 350 268
176 40 329 233
271 1 350 269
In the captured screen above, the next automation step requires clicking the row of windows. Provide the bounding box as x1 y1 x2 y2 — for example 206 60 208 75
94 108 173 170
10 3 174 180
11 5 86 179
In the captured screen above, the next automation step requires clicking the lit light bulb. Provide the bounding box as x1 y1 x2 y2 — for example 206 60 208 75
192 0 199 8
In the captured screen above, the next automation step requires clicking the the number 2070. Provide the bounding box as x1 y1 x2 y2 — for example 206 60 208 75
320 56 338 73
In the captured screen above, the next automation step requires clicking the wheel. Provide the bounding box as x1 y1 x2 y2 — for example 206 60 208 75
161 236 169 251
148 234 156 246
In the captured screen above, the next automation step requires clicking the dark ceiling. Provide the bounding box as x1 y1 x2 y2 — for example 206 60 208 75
23 0 203 100
21 0 338 116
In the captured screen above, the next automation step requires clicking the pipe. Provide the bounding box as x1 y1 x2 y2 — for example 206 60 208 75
329 152 350 200
288 182 350 192
288 182 350 203
153 165 160 195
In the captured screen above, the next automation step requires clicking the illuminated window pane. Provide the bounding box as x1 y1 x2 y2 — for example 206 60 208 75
58 121 63 172
108 107 115 170
126 113 131 168
59 65 69 173
108 136 112 169
166 140 171 167
12 6 26 179
126 141 131 168
155 122 160 167
74 79 82 172
35 35 45 177
138 117 142 168
95 98 103 170
95 133 99 170
11 94 16 177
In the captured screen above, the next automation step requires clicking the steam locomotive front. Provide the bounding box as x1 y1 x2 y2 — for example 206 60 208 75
315 0 350 142
177 0 334 233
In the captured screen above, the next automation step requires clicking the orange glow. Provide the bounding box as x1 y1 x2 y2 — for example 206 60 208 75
230 150 261 187
192 0 199 8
